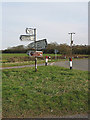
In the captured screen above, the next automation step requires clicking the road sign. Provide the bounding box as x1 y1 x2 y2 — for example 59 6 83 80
26 28 34 35
27 51 43 57
20 35 34 41
28 39 47 50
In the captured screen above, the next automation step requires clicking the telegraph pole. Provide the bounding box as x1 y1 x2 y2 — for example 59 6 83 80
68 32 75 56
68 32 75 69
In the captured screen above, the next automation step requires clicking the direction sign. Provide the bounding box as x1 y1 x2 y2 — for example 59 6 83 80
33 51 43 57
27 51 43 57
28 39 47 50
20 35 34 41
26 28 34 35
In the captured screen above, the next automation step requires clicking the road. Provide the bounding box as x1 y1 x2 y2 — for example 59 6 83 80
52 58 88 71
0 63 44 70
1 59 89 71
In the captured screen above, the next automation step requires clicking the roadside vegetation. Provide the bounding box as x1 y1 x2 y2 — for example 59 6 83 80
1 42 89 67
1 53 62 67
2 66 88 118
1 53 88 67
2 43 89 55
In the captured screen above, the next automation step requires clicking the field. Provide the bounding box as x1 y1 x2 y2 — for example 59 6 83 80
2 53 62 62
2 53 62 57
1 53 88 67
1 53 64 67
2 66 88 118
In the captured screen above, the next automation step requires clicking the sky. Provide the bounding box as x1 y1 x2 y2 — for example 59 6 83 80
1 1 88 50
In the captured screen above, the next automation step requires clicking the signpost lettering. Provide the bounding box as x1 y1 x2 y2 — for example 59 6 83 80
26 28 34 35
28 39 47 50
20 35 34 41
27 51 43 57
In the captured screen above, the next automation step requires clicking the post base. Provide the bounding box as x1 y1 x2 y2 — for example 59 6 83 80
70 67 72 70
45 62 47 66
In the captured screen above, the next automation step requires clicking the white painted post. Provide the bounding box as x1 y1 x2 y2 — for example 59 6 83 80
69 57 72 69
45 56 48 66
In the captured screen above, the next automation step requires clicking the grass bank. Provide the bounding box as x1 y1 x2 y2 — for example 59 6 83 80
2 66 88 118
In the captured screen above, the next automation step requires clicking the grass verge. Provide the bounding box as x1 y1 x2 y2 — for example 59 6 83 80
2 59 68 67
2 66 88 118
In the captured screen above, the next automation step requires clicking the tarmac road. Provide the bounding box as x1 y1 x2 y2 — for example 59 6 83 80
0 58 89 71
53 58 89 71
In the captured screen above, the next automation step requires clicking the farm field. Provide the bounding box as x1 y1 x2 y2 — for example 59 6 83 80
2 53 88 58
1 53 64 67
1 53 88 67
2 66 88 118
2 53 62 62
2 53 62 57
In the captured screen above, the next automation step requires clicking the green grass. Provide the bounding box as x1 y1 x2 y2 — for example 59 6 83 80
2 53 61 61
2 66 88 118
1 53 88 67
2 57 87 68
2 53 29 63
1 53 62 65
2 53 62 57
1 53 65 67
2 59 68 67
2 53 27 57
2 60 42 67
43 54 62 57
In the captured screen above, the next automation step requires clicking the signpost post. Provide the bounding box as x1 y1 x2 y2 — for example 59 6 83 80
20 28 37 72
34 28 37 72
20 28 47 72
54 49 58 60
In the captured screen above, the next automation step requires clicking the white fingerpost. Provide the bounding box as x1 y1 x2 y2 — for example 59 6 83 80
45 56 48 66
69 58 72 69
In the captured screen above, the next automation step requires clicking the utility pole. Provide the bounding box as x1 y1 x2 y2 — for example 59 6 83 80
68 32 75 69
68 32 75 56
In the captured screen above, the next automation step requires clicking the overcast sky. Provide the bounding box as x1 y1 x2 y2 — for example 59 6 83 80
1 1 88 50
